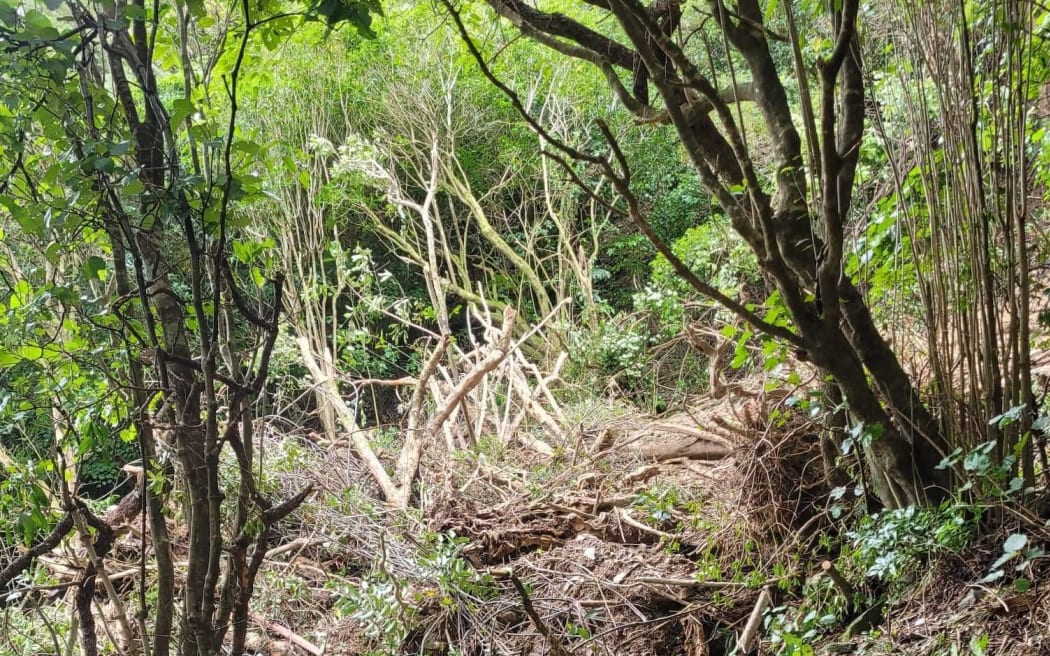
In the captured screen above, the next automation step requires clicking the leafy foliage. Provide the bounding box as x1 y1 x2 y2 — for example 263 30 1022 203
847 504 973 582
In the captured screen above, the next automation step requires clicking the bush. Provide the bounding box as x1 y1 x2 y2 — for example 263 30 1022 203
847 503 974 583
649 219 761 300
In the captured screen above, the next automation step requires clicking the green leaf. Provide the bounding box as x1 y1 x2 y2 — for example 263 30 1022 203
45 242 62 264
83 256 107 281
9 279 32 308
232 140 261 157
24 9 59 39
979 569 1004 583
963 441 996 473
170 98 196 128
970 633 988 656
0 349 20 367
308 0 380 37
104 17 129 31
109 140 132 156
764 0 779 21
123 4 147 20
989 403 1026 428
123 177 145 196
92 157 115 174
17 345 44 361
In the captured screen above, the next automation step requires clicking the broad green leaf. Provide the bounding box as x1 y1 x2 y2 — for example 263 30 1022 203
83 256 107 281
17 345 44 361
232 140 261 157
170 98 196 128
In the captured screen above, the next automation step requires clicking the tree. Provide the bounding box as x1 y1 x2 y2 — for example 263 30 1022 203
440 0 956 508
0 2 375 654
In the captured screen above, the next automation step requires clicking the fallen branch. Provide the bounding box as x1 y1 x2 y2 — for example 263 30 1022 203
617 508 677 541
426 306 516 432
518 432 556 457
622 464 662 486
265 537 329 561
652 421 736 449
819 560 856 611
710 415 754 441
567 493 638 512
636 436 731 461
514 348 567 425
299 336 400 504
250 613 323 656
507 357 563 443
735 586 772 655
635 576 749 590
501 570 571 656
0 513 73 596
71 509 138 656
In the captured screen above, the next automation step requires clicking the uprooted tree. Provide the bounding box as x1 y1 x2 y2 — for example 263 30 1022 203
439 0 1041 509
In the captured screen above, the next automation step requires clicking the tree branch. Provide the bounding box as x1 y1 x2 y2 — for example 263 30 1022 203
485 0 636 69
0 513 73 596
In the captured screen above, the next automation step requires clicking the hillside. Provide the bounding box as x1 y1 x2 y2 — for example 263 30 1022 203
0 0 1048 655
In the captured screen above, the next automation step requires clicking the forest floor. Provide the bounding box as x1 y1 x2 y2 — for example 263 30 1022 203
42 371 1050 655
225 385 1050 655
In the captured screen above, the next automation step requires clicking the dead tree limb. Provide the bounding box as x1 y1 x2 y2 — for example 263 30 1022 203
735 586 772 655
0 513 73 597
250 613 323 656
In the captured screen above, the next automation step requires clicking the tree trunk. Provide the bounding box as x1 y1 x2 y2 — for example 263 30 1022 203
807 328 934 508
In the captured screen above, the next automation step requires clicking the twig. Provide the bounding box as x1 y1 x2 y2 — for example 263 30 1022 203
71 510 138 656
547 503 597 520
299 336 400 504
617 508 677 541
502 571 571 656
510 298 570 352
635 576 749 589
265 537 329 560
819 561 856 608
514 349 568 424
654 420 736 449
507 356 563 443
426 307 516 432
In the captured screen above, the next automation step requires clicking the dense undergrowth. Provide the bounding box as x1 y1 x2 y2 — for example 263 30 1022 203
0 0 1048 655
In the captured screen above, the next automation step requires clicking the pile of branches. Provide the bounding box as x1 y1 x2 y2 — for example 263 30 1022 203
733 395 832 542
423 486 765 656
